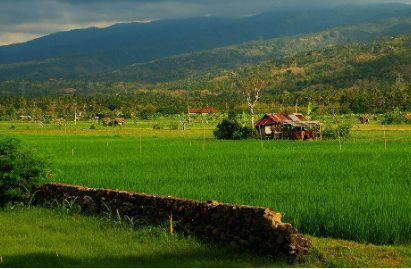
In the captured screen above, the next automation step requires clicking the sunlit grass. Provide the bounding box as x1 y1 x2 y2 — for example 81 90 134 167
2 120 411 245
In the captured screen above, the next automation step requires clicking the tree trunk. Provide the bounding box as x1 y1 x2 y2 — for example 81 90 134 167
250 107 255 128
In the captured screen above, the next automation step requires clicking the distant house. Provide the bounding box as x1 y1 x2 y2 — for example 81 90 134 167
255 113 323 140
61 88 77 94
114 117 125 126
102 117 125 126
48 78 62 84
19 115 32 121
189 107 220 114
89 117 99 122
255 113 304 136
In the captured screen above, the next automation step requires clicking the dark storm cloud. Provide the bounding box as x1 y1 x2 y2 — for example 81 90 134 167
1 0 411 45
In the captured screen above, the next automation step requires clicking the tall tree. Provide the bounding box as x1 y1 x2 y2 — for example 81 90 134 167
232 70 267 128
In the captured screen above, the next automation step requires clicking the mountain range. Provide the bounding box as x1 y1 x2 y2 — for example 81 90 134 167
1 3 411 82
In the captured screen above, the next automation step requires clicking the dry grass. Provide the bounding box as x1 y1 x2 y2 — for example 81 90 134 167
305 237 411 268
356 124 411 131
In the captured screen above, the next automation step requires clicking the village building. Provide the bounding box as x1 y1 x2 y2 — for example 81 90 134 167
102 117 125 126
189 107 220 114
114 117 125 126
18 115 32 121
255 113 323 140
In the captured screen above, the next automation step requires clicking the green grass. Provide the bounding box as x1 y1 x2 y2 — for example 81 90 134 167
0 206 281 268
1 120 411 245
1 206 411 268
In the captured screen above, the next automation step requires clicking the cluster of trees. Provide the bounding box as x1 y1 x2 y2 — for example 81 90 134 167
0 84 410 122
188 34 411 94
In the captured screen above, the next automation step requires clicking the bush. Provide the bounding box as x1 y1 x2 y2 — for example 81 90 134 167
152 123 163 130
167 123 179 130
213 118 257 140
382 108 411 125
0 136 51 206
322 122 352 140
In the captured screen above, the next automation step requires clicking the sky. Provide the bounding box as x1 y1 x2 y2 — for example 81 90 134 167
1 0 411 46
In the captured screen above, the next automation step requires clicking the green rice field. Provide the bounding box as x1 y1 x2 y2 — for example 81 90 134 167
2 120 411 245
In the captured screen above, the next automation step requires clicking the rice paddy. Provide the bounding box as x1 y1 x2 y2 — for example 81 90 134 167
1 119 411 245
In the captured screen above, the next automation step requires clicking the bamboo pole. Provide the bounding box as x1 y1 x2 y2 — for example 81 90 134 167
258 126 263 150
320 124 322 140
383 124 387 152
337 122 342 153
300 123 304 141
74 101 77 126
169 211 174 235
203 123 205 152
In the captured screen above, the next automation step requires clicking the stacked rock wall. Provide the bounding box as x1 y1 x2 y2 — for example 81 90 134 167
34 183 311 257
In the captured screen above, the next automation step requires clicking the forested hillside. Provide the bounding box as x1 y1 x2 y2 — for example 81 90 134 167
1 33 411 119
1 4 411 80
107 14 411 83
192 34 411 94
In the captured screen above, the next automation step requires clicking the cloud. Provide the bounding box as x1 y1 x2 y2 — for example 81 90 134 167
0 33 41 46
1 0 411 45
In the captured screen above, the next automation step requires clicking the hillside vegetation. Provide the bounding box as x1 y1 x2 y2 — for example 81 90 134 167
107 13 411 84
192 33 411 94
1 4 411 81
2 33 411 116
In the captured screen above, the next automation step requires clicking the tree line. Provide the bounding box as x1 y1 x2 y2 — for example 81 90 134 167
0 84 409 122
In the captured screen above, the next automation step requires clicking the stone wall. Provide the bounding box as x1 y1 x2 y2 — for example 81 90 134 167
34 183 311 257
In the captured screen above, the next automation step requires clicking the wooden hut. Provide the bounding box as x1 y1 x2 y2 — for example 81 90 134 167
114 117 125 126
255 113 323 140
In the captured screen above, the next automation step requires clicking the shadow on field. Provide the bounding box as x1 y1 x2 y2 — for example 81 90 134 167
2 250 287 268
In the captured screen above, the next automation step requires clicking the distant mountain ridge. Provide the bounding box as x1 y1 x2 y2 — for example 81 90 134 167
102 11 411 84
1 3 411 81
2 31 411 97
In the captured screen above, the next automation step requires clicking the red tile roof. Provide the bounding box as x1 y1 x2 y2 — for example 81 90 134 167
189 109 202 114
201 107 220 113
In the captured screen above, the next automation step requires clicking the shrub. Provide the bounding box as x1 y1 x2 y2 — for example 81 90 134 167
167 123 179 130
0 136 52 206
213 118 257 140
382 108 411 125
152 123 163 130
322 122 352 140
